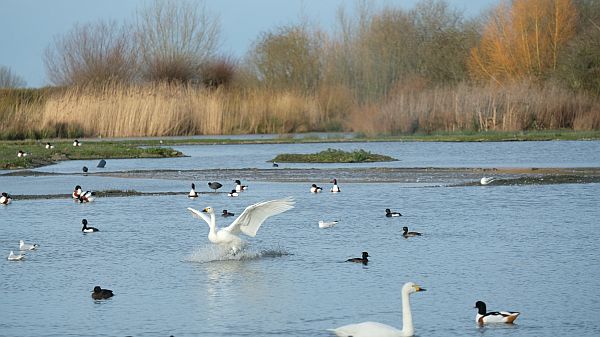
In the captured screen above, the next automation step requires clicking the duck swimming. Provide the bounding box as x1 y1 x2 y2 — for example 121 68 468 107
73 185 95 203
1 192 12 205
386 208 402 217
402 227 422 238
222 210 235 217
187 197 294 252
330 179 341 193
92 286 114 300
310 184 323 193
81 219 99 233
329 282 426 337
234 180 248 192
475 301 520 324
347 251 369 264
188 183 199 198
228 190 239 197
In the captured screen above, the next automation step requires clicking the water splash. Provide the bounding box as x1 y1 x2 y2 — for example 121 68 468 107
185 244 290 263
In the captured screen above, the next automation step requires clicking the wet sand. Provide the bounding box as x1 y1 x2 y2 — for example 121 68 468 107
5 167 599 200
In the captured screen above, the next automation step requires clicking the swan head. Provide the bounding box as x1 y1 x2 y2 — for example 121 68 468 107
402 282 426 294
202 207 215 214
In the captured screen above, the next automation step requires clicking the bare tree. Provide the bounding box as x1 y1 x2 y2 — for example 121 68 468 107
44 20 136 86
135 0 221 83
247 23 322 93
0 65 26 88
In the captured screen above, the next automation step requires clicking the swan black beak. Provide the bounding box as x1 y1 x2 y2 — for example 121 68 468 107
201 208 208 213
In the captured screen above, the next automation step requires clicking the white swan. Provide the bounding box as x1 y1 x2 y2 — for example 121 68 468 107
480 177 495 185
187 197 295 251
7 251 25 261
329 282 426 337
19 240 39 251
318 220 338 228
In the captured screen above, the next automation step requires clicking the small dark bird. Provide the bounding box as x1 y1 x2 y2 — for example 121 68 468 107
402 226 422 238
385 208 402 217
208 181 223 192
91 286 113 300
81 219 99 233
222 210 235 217
82 166 88 173
347 251 369 264
97 159 106 168
272 162 279 167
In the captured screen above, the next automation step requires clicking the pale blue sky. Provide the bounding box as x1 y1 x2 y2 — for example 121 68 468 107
0 0 496 87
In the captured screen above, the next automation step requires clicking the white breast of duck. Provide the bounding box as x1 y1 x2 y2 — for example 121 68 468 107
188 183 199 198
330 179 341 193
228 190 239 197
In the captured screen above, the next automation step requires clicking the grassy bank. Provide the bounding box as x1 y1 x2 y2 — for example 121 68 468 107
272 148 396 163
0 140 182 169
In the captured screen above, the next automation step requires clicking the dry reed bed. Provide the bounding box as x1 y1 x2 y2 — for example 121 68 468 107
4 82 600 138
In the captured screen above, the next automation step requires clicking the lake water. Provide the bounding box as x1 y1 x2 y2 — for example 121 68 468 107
1 140 600 337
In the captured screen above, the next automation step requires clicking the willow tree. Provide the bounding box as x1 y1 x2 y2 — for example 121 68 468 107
469 0 577 83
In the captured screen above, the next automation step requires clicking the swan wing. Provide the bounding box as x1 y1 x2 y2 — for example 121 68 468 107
187 207 212 226
224 197 294 237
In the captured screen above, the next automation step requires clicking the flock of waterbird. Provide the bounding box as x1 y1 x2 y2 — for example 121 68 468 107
5 139 514 335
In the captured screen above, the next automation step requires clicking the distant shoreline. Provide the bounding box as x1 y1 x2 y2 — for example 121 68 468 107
1 131 599 170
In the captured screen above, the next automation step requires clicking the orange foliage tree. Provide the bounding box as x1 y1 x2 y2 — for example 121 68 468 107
469 0 577 83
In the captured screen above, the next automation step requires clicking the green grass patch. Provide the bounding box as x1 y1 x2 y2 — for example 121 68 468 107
0 140 182 170
271 148 396 163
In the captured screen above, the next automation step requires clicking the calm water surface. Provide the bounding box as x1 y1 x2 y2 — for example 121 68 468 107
1 141 600 337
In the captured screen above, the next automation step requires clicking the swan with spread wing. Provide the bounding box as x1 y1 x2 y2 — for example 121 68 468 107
187 197 295 251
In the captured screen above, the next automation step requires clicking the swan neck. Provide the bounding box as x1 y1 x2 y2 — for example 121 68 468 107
401 289 414 336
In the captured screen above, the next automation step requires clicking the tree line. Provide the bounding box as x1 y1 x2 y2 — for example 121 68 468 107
1 0 599 137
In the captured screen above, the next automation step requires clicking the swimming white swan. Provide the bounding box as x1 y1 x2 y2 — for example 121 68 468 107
475 301 520 324
187 197 294 251
329 282 426 337
480 177 495 185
